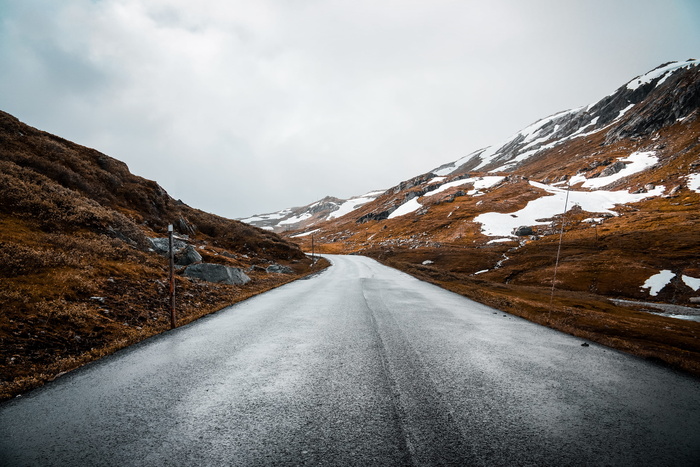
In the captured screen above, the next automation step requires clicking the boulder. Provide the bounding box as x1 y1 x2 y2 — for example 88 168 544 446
175 245 203 266
599 160 627 177
513 226 533 236
148 237 186 254
266 263 294 274
183 263 251 285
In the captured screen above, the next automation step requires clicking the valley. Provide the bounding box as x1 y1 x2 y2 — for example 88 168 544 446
260 60 700 376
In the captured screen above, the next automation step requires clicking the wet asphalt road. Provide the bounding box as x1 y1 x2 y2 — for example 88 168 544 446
2 254 700 466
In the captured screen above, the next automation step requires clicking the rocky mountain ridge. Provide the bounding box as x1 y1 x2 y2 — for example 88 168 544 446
276 59 700 377
284 60 700 307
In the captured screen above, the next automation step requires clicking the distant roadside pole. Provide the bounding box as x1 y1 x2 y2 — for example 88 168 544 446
168 224 176 329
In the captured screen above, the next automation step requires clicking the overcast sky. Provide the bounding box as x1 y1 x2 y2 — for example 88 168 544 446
1 0 698 219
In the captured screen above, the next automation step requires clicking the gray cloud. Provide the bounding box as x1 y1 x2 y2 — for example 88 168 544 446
1 0 698 218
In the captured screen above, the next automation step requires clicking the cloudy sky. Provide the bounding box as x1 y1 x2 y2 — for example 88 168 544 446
1 0 698 219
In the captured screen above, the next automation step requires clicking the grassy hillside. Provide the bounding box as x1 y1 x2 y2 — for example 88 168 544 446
283 69 700 377
0 110 324 400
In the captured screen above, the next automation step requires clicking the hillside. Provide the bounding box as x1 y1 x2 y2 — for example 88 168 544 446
0 110 322 400
283 60 700 375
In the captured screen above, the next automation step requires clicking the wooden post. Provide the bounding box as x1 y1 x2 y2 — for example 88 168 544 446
168 224 176 329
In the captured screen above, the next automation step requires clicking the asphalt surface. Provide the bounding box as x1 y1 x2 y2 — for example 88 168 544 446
2 254 700 466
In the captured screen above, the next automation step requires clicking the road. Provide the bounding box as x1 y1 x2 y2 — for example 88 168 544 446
2 254 700 466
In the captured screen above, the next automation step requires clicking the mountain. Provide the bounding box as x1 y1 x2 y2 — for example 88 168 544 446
281 60 700 375
0 110 320 400
240 191 385 232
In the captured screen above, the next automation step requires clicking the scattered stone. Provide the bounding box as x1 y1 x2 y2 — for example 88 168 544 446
266 263 294 274
183 263 251 285
513 225 533 236
422 260 434 265
581 342 590 347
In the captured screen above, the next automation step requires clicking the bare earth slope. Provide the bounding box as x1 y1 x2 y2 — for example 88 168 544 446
0 110 323 400
284 60 700 376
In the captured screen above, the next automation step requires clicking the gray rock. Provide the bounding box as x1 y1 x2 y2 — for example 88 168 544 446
599 160 627 177
148 237 187 254
513 226 533 236
175 245 203 266
266 263 294 274
183 263 251 285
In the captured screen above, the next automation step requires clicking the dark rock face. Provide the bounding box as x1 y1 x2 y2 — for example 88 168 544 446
266 263 293 274
513 226 534 236
357 209 394 224
392 174 435 194
183 263 251 285
605 65 700 143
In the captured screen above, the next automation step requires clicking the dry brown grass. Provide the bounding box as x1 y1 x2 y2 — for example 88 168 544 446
0 110 326 401
282 115 700 378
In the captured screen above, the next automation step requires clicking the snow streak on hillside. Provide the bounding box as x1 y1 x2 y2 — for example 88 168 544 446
432 59 699 177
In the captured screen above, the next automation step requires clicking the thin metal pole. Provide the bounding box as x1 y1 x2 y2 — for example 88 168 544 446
168 224 176 329
550 184 571 309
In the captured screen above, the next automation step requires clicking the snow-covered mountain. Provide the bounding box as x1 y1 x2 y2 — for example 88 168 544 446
283 59 700 307
432 59 699 176
240 191 385 232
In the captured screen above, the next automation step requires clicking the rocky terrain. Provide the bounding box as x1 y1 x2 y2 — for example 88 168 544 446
282 60 700 375
0 110 325 400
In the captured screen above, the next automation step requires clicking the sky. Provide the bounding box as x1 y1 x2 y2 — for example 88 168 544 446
1 0 699 219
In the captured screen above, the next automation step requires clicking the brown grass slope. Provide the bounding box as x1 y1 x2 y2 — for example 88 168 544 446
284 64 700 376
0 110 321 401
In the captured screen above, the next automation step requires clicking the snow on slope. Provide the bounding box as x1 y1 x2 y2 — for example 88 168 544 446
388 176 505 219
474 181 665 237
432 59 699 178
569 151 658 188
328 191 385 220
688 173 700 193
626 60 699 90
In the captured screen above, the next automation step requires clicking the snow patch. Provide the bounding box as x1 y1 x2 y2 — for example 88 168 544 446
626 60 699 90
641 270 675 296
687 173 700 193
278 212 312 225
473 181 665 237
487 238 514 244
682 275 700 292
569 151 658 189
290 229 320 238
328 191 383 220
388 197 423 219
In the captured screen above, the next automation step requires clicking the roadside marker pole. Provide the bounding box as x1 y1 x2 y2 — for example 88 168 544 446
549 184 571 313
168 224 176 329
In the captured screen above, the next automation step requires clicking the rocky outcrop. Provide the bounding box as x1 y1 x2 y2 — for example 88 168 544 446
266 263 293 274
599 161 627 178
175 245 203 266
148 237 187 254
183 263 250 285
356 209 394 224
